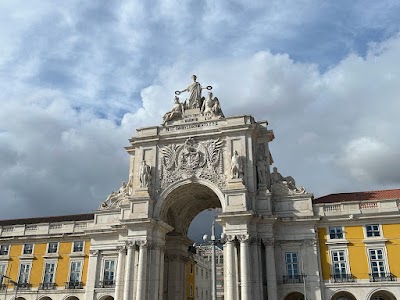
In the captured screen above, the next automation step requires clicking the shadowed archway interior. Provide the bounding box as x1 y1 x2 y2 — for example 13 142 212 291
160 183 222 236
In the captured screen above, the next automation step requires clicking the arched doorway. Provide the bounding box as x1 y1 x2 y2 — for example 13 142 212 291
284 292 305 300
158 181 222 300
99 296 114 300
370 290 397 300
331 291 357 300
40 297 53 300
15 298 27 300
65 297 80 300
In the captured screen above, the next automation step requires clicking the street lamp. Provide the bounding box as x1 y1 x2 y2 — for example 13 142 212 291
0 274 19 300
202 221 225 300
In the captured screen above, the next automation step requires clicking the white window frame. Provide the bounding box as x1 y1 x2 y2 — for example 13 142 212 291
364 224 382 238
22 243 34 255
42 260 57 284
0 262 8 284
72 241 85 253
0 245 10 256
101 258 116 284
285 252 299 277
328 226 345 240
68 260 83 283
367 247 390 278
330 248 350 278
18 262 32 284
47 242 59 254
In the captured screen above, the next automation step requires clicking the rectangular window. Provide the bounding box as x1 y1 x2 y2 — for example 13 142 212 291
331 250 347 277
43 262 56 283
0 245 9 256
285 252 299 277
0 263 7 284
23 244 33 255
329 227 344 239
366 225 381 237
369 249 385 277
47 242 58 254
69 261 82 283
18 263 31 284
103 260 115 283
73 241 84 253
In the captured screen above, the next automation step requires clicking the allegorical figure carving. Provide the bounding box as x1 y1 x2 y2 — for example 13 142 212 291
201 92 224 119
163 96 184 125
230 150 243 179
257 155 268 184
175 75 212 109
139 160 152 188
101 181 129 208
270 166 305 194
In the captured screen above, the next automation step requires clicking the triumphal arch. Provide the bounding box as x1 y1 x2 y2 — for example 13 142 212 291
88 76 318 300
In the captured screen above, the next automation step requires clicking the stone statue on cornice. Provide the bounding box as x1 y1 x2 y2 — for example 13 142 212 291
162 96 184 125
175 75 212 109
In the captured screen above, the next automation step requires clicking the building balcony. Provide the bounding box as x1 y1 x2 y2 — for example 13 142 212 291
65 281 84 289
283 275 304 284
330 274 356 283
96 280 115 288
369 273 396 282
14 282 31 290
40 282 56 289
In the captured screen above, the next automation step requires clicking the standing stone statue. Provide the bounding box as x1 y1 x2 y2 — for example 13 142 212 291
175 75 212 109
140 160 152 188
257 155 268 184
230 150 243 179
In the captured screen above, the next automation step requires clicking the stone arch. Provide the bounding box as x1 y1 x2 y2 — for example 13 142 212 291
63 296 80 300
368 289 397 300
283 292 305 300
15 298 27 300
39 297 53 300
330 291 357 300
98 296 114 300
155 179 224 235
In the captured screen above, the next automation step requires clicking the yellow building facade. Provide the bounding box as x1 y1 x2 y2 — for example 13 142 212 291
315 189 400 300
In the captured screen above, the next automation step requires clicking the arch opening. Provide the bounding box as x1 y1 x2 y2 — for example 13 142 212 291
284 292 305 300
331 291 357 300
370 290 397 300
160 183 222 236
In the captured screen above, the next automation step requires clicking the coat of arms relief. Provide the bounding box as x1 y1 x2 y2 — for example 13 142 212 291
159 137 225 189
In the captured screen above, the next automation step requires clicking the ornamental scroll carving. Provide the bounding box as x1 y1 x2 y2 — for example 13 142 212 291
159 137 225 189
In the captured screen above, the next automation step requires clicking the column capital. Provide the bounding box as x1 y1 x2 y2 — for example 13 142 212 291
89 249 99 257
137 240 148 247
250 237 261 245
126 241 136 249
262 238 275 246
237 234 250 243
224 234 236 243
117 245 126 253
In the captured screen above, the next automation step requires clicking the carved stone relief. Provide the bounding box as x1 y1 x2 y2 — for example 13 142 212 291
159 137 225 190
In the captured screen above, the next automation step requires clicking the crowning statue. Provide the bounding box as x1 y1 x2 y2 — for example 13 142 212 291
163 96 184 125
175 75 212 109
101 181 130 209
201 92 224 119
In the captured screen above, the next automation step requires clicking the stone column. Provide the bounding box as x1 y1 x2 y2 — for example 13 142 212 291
224 235 237 300
123 241 135 300
115 246 126 300
148 243 165 300
264 238 278 300
158 245 166 300
250 238 261 300
85 250 100 300
136 240 148 300
238 235 252 300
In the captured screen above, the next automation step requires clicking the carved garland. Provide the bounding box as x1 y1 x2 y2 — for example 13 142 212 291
159 137 225 190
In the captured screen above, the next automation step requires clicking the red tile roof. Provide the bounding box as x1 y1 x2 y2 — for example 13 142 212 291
0 213 94 226
313 189 400 204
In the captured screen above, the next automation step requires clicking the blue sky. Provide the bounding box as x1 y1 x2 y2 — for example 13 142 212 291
1 0 400 235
